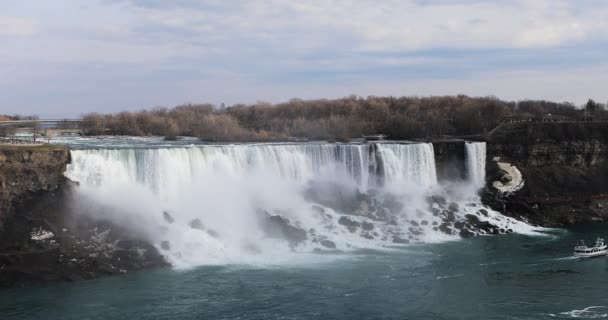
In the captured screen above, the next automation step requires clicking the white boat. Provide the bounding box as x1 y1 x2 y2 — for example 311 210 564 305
574 238 608 258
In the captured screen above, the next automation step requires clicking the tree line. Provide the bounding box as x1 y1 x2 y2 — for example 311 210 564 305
68 95 608 142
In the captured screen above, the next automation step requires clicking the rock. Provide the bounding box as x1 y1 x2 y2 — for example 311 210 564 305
459 229 475 238
361 233 374 240
311 205 326 214
188 219 205 230
465 214 480 224
421 220 429 226
206 229 219 238
261 214 307 247
479 209 488 216
438 223 452 235
448 202 459 212
443 210 456 222
338 216 361 233
320 239 336 249
429 195 447 206
465 214 497 234
162 211 175 224
453 221 465 230
160 241 170 251
392 237 410 244
361 221 374 231
410 220 419 227
408 228 422 236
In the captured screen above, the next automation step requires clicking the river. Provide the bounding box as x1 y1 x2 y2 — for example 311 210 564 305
2 136 606 319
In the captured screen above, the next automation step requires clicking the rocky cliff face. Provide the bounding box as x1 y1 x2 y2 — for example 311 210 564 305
0 146 167 287
432 140 466 181
483 122 608 226
0 145 70 231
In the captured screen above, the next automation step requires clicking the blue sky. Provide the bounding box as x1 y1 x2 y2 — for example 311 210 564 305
1 0 607 118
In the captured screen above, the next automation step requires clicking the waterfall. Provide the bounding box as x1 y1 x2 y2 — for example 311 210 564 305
67 143 436 193
65 141 536 267
465 142 486 188
375 143 438 188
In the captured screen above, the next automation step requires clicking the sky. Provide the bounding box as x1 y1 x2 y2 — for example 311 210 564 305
1 0 607 118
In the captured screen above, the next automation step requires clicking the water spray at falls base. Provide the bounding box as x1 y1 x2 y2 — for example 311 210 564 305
65 142 538 268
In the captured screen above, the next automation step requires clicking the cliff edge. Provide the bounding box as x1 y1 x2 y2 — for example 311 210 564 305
483 122 608 226
0 145 70 231
0 145 166 287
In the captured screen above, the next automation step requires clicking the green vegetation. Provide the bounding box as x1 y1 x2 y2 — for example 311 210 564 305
76 95 606 142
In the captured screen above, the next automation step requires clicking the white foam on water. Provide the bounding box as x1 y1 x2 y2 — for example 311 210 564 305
65 142 541 268
556 306 608 319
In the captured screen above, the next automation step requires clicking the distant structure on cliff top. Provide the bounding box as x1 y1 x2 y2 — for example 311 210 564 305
502 113 573 124
362 134 388 141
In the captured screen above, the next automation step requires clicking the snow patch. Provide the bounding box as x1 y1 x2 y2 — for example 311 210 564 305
30 228 55 241
493 160 524 194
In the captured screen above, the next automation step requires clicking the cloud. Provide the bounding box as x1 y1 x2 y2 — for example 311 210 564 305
1 0 608 116
111 0 608 51
0 16 38 37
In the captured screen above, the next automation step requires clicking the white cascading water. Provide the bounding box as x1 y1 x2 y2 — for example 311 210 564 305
375 143 438 188
66 142 538 268
465 142 487 188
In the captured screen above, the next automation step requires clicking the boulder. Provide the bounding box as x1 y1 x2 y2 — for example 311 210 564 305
162 211 175 224
338 216 361 233
320 239 336 249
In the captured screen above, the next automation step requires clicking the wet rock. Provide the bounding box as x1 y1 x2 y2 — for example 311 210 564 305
432 221 438 226
383 194 404 213
465 214 480 224
453 220 465 230
410 220 419 227
443 210 456 222
320 239 336 249
304 181 362 214
408 228 423 236
421 220 429 226
262 214 307 247
429 195 447 206
448 202 459 212
338 216 361 233
361 221 374 231
243 243 261 254
465 214 497 234
361 233 374 240
459 229 475 238
432 208 440 217
311 205 326 214
188 219 205 230
160 241 170 251
162 211 175 224
206 229 220 238
479 209 489 216
438 223 452 235
392 237 410 244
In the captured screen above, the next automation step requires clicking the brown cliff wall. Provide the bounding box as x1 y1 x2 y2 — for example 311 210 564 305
484 122 608 226
0 145 71 231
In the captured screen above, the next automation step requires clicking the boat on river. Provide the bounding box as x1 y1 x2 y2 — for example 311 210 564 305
574 238 608 258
